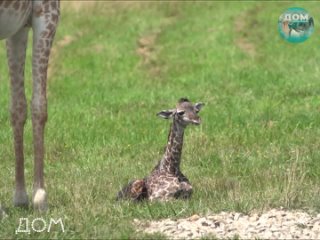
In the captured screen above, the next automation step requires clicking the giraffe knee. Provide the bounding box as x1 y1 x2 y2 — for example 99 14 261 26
31 98 47 125
10 99 27 127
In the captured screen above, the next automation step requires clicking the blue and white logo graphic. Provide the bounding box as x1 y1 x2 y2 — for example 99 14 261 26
278 8 314 43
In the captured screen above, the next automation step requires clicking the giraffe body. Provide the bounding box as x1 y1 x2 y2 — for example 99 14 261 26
117 98 204 201
0 0 32 39
145 170 192 201
0 0 60 211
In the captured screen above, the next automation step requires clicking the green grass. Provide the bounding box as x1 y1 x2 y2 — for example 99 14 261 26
1 1 320 238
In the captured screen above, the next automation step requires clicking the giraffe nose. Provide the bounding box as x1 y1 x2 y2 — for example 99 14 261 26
192 118 201 125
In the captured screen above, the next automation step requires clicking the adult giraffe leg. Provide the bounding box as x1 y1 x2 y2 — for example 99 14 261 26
6 27 29 208
31 1 59 211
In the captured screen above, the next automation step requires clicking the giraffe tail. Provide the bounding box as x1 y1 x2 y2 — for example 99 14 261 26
116 179 148 201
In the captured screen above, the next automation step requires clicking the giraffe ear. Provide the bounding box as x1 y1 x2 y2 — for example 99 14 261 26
194 102 205 112
157 109 175 119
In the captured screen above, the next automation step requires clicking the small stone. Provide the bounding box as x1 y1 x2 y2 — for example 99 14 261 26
164 219 176 226
177 218 185 223
197 217 207 224
227 227 237 233
270 225 280 231
249 214 259 221
234 212 243 221
213 221 220 228
282 233 293 239
201 221 210 226
189 214 200 221
296 223 307 229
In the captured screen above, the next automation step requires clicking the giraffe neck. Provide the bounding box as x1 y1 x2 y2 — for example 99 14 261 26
159 120 185 174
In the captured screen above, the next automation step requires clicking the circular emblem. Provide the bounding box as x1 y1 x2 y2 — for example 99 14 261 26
278 7 314 43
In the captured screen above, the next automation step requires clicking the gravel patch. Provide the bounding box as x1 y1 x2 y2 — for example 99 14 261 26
135 208 320 239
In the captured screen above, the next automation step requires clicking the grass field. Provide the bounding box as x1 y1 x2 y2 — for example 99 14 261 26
1 1 320 239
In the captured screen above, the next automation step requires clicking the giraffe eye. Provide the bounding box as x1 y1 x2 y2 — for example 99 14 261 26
177 110 185 116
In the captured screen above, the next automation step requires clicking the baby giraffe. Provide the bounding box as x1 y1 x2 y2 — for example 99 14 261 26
117 98 204 201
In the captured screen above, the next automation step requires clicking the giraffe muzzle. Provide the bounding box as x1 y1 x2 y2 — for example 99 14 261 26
191 118 201 125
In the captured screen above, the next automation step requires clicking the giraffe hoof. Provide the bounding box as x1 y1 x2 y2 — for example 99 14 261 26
13 190 29 208
32 188 47 212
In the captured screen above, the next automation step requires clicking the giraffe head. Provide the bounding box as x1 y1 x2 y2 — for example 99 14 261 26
157 98 204 127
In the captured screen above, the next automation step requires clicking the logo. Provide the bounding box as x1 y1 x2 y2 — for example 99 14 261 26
278 7 314 43
15 217 65 234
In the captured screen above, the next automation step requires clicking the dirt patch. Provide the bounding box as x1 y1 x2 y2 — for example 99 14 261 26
49 34 74 78
136 31 159 65
136 17 175 77
61 1 97 12
234 7 261 58
235 37 256 57
56 35 74 47
136 31 162 76
48 31 84 80
61 1 152 13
